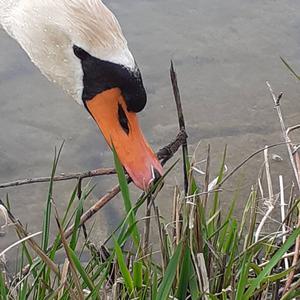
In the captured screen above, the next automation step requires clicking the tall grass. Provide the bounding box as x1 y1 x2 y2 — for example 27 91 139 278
0 143 300 300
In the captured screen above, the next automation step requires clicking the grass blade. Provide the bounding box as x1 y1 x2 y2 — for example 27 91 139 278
67 247 95 292
235 253 251 300
244 227 300 298
133 260 143 289
114 238 134 295
152 267 158 300
113 146 140 247
70 195 84 251
176 245 191 300
157 243 182 300
42 143 64 251
0 271 8 300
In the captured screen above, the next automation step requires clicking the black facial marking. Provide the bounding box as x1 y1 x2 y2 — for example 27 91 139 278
118 104 130 135
73 45 147 113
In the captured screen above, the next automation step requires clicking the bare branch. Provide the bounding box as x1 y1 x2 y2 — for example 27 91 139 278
170 61 189 194
286 124 300 136
266 81 300 193
0 168 116 189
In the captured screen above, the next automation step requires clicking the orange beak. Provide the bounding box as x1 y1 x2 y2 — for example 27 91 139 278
86 87 163 190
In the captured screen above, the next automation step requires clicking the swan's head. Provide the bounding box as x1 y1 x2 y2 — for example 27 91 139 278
8 0 163 190
72 45 163 190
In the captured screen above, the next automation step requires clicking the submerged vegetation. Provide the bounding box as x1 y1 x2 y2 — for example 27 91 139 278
0 65 300 299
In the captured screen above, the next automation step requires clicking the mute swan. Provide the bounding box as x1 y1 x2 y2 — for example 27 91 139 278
0 0 163 190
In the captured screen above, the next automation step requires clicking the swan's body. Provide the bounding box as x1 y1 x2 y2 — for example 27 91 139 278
0 0 162 190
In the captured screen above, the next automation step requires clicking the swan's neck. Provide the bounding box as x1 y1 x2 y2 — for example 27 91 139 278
0 0 18 33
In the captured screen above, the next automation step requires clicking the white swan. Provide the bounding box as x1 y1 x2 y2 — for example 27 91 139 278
0 0 162 190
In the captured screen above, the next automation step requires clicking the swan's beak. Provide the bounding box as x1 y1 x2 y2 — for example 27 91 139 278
86 88 163 191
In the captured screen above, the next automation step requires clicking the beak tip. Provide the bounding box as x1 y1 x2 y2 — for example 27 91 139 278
127 163 163 191
144 165 163 191
151 165 163 183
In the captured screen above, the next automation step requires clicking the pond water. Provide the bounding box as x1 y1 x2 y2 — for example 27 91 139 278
1 0 300 262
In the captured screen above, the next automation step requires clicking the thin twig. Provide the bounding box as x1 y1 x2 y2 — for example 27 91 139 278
157 129 187 164
0 168 116 189
286 124 300 136
170 61 189 195
266 81 300 193
184 189 223 199
266 81 300 296
219 141 290 187
58 259 69 299
294 151 300 187
258 250 300 268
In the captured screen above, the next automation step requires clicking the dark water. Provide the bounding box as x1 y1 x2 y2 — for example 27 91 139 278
1 0 300 257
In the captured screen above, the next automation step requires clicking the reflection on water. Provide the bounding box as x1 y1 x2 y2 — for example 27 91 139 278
1 0 300 260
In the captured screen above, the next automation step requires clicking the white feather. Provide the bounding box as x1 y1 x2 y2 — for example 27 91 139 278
0 0 135 104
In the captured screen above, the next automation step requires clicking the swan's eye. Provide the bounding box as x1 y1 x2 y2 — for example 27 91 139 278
118 103 129 135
